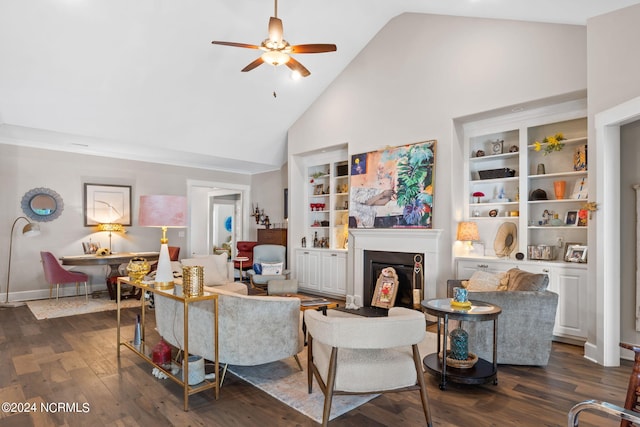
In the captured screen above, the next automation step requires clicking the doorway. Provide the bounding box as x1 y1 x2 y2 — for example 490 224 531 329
187 180 251 258
592 95 640 366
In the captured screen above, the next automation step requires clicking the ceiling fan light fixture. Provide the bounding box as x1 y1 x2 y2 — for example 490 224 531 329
261 50 290 66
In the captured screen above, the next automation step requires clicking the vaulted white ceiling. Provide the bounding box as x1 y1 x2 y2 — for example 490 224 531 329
1 0 639 174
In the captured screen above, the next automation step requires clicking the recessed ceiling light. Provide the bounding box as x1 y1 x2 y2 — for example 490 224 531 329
290 70 302 81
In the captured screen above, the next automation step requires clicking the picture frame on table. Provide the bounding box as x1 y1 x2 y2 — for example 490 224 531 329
565 244 588 263
84 183 132 226
371 267 399 309
565 210 578 226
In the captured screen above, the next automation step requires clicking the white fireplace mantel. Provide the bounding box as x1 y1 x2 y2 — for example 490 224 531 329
347 228 442 306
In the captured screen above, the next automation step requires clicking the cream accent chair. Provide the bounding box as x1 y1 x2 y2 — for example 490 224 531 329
304 307 433 427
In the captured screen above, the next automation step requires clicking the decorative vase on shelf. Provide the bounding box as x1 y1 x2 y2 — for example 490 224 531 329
553 180 566 200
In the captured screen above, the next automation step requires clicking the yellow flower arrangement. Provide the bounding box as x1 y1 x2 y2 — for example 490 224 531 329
533 133 566 155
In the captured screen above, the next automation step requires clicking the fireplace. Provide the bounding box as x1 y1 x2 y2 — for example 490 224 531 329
347 228 441 307
363 250 421 309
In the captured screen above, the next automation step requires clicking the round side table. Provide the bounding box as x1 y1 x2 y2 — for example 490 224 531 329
421 298 502 390
233 256 249 282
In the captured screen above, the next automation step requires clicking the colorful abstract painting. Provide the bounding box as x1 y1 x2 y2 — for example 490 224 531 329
349 140 436 228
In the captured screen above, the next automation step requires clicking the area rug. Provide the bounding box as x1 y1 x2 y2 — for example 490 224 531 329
228 331 437 424
26 294 142 320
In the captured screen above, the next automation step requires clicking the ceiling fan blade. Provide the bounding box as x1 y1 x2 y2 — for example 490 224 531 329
268 17 283 44
290 44 337 54
241 57 265 72
285 56 311 77
212 41 261 50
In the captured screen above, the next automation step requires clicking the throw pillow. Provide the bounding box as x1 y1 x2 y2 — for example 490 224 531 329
252 263 262 275
181 253 228 286
506 268 549 291
261 262 283 275
465 271 508 292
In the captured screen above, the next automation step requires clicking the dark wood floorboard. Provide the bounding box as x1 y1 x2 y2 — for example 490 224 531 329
0 303 633 426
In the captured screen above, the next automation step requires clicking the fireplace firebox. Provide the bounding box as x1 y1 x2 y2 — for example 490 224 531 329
363 250 422 309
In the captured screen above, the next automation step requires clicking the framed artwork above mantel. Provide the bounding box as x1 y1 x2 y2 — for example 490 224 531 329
349 140 436 229
84 183 132 226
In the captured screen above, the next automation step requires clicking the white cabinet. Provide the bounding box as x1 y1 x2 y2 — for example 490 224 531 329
456 258 515 278
320 251 347 296
455 258 586 340
295 249 320 291
296 248 346 296
548 265 587 339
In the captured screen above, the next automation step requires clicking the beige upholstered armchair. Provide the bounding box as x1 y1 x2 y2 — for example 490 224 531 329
154 285 303 384
304 307 432 427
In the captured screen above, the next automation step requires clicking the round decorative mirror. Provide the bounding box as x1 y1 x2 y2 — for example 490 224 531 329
21 187 64 222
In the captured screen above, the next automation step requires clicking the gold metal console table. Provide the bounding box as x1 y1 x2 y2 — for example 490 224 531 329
116 277 219 411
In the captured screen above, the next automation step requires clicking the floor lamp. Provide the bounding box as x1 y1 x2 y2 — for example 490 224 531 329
3 217 41 307
138 195 187 290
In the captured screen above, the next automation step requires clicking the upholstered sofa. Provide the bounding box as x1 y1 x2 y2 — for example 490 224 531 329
153 253 303 376
447 268 559 366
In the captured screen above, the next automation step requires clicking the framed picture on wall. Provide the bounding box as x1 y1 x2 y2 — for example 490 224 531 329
84 183 132 226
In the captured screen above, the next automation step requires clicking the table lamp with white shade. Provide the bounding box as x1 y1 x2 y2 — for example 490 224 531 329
138 195 187 290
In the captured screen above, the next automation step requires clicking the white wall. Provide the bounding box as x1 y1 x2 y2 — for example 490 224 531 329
0 144 255 300
288 13 586 295
587 3 640 361
621 121 640 343
249 169 287 239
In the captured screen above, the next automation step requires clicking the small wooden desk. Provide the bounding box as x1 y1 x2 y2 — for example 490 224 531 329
61 252 159 299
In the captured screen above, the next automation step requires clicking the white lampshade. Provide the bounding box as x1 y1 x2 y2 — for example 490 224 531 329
138 195 187 290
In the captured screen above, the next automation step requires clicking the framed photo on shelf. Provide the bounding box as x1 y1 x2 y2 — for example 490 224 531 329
313 184 324 195
371 267 399 309
577 209 588 227
565 210 578 226
565 244 588 263
563 242 581 261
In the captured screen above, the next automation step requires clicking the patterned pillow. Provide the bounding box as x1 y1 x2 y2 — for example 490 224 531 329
464 271 508 292
261 262 283 275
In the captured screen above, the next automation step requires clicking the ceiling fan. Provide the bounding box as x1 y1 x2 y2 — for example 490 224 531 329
212 0 337 78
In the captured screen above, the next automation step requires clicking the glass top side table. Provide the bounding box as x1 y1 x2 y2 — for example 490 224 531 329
422 298 502 390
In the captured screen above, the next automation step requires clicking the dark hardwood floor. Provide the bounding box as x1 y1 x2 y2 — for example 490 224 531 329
0 303 633 426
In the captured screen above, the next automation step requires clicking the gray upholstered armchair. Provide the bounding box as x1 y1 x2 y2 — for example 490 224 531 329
247 244 289 290
447 276 558 366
